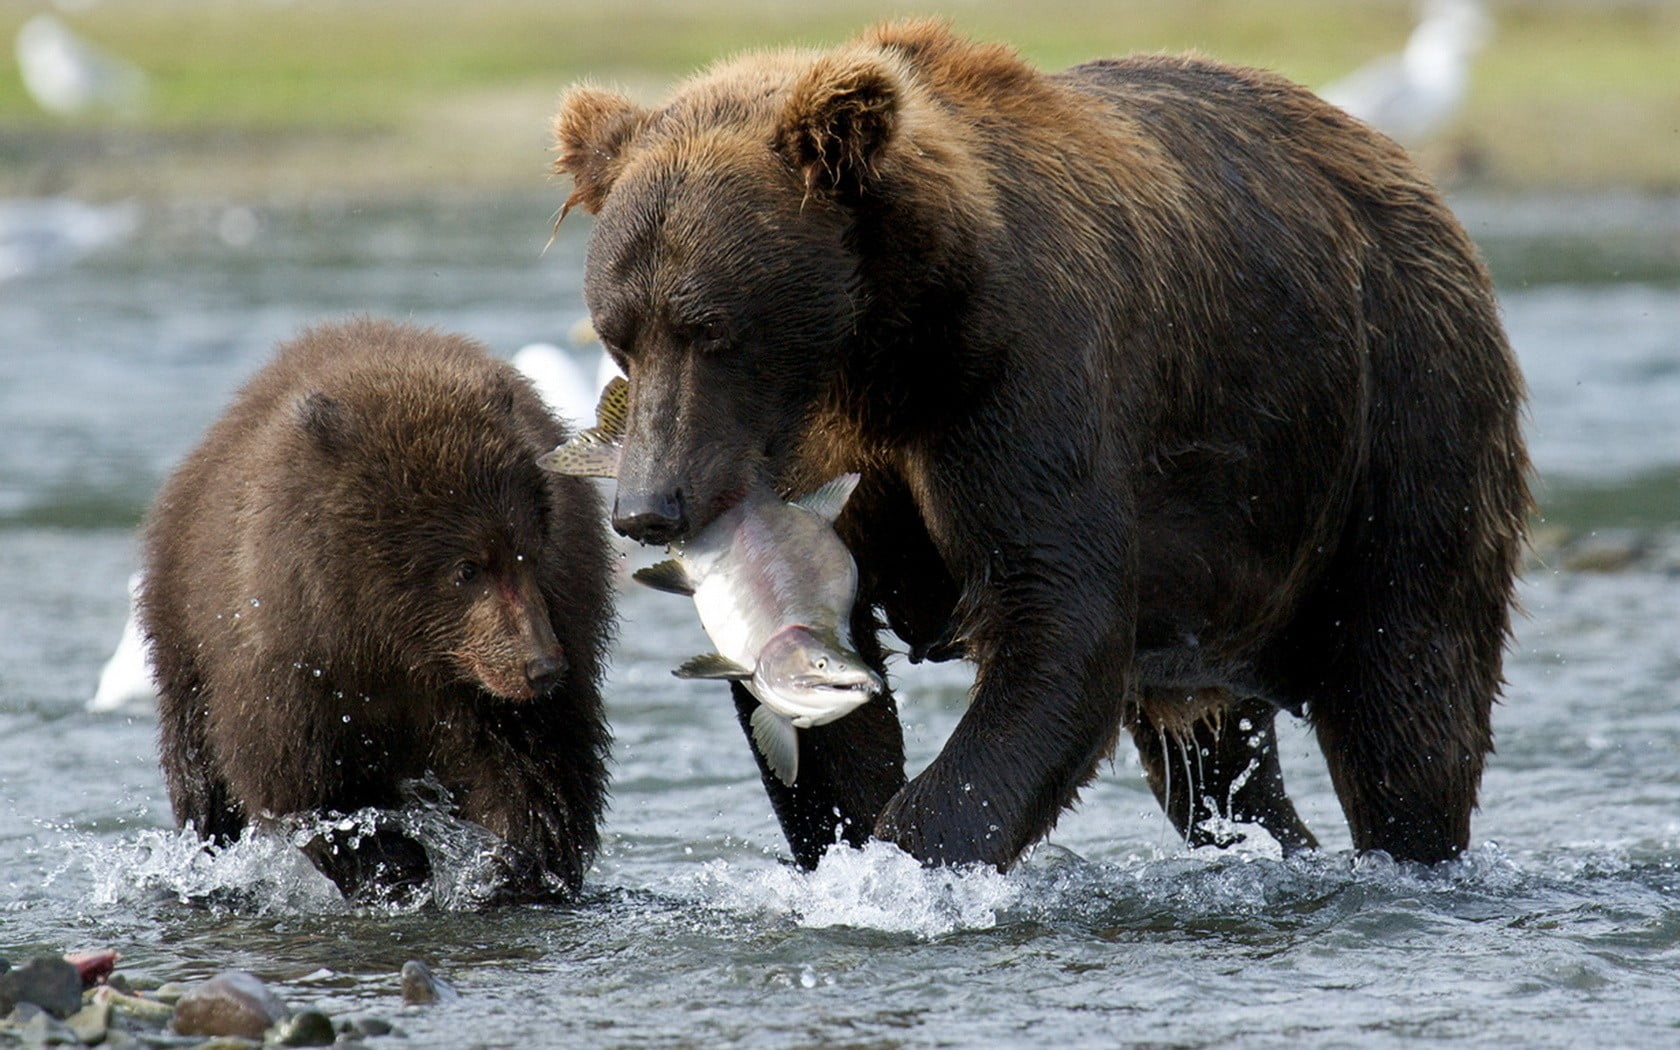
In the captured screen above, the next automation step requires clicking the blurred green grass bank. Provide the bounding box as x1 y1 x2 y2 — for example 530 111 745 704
2 0 1676 200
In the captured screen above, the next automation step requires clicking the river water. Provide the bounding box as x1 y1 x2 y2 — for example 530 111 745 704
2 192 1677 1048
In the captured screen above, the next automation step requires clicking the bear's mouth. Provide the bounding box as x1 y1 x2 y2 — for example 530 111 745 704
453 653 538 702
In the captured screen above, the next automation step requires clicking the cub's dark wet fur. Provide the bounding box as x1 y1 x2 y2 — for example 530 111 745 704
141 319 615 902
553 21 1529 868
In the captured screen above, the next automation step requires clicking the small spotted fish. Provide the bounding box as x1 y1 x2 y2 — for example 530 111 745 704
536 376 627 478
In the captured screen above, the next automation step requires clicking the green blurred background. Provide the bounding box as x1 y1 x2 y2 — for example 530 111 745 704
2 0 1677 201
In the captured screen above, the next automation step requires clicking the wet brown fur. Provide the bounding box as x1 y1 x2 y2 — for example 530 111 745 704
140 319 615 902
552 21 1529 868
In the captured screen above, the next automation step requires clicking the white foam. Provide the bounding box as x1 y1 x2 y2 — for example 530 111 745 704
72 785 532 914
83 825 345 914
675 840 1021 938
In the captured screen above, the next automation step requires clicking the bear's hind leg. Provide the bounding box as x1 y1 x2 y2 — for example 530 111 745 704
1128 691 1316 854
1297 510 1514 863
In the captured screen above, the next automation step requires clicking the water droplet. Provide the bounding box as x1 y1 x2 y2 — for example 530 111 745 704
312 668 323 678
249 598 261 608
799 966 817 989
342 715 351 724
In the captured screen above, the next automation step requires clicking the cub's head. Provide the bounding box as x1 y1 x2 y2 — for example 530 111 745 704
280 330 610 704
552 22 997 543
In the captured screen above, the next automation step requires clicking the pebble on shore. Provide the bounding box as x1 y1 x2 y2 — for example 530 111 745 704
172 971 290 1039
0 949 421 1048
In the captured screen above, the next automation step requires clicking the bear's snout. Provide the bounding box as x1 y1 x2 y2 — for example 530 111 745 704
525 652 568 697
612 486 689 545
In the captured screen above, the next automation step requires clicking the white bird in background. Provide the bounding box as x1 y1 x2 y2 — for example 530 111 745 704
14 13 147 117
87 574 154 712
511 337 621 430
0 196 140 284
1319 0 1493 147
87 331 620 713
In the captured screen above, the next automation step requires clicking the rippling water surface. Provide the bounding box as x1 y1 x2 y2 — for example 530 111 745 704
2 192 1678 1048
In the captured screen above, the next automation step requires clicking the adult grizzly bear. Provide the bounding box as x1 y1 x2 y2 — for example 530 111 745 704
140 319 615 902
552 21 1529 869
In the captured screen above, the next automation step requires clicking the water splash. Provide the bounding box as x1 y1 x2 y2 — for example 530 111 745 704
82 825 344 914
656 837 1547 940
70 780 526 915
676 840 1021 938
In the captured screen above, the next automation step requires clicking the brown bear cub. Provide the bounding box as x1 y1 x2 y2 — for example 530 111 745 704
552 21 1530 870
139 319 615 903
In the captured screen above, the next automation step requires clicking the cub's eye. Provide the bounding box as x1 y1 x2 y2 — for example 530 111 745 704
452 561 482 587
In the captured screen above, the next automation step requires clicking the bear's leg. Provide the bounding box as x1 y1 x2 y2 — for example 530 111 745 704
732 615 907 868
1310 662 1494 864
1298 496 1516 863
732 679 908 869
1128 692 1316 854
298 822 433 905
450 726 608 903
1298 251 1525 864
156 678 246 843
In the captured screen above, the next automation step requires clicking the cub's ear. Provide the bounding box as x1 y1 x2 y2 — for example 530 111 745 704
552 87 650 217
775 55 901 200
296 392 353 456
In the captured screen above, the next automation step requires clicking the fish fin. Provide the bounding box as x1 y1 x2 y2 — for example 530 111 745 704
750 705 799 786
792 472 861 523
536 377 629 477
633 560 695 596
536 432 620 477
673 653 753 680
592 376 629 441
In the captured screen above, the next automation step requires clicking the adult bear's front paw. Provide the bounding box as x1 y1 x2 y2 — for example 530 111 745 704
873 771 1018 870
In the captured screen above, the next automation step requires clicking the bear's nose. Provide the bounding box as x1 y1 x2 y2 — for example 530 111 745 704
525 653 567 696
612 488 689 545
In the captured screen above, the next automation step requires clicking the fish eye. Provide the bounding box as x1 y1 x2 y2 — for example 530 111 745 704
813 656 828 670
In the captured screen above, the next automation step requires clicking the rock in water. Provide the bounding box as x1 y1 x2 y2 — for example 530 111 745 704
275 1008 336 1046
0 956 83 1018
399 961 458 1006
65 997 111 1045
172 971 290 1039
16 1004 81 1046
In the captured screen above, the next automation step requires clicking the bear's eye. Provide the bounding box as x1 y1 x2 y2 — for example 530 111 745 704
689 317 732 350
452 561 482 587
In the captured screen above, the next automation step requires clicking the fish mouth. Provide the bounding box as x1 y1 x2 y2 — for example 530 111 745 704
792 670 882 694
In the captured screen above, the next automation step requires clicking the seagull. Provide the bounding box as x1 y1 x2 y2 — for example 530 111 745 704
0 197 140 284
1319 0 1493 146
14 13 147 117
87 574 155 712
511 335 620 429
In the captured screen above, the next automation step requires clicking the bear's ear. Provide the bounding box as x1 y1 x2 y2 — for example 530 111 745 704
775 54 901 200
297 392 353 456
552 87 650 217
